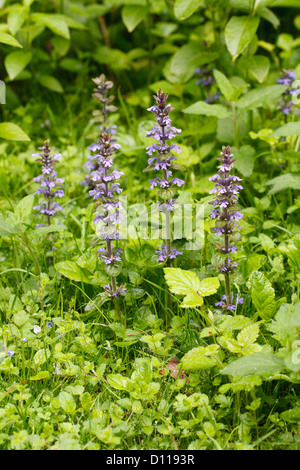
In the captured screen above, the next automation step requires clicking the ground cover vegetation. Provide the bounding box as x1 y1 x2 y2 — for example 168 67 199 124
0 0 300 451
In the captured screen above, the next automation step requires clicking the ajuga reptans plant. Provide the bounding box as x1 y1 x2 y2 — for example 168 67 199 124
277 69 299 116
83 74 118 186
88 91 126 319
209 146 244 311
33 139 64 227
146 89 184 263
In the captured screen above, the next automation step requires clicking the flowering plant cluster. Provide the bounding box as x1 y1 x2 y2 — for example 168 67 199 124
33 139 64 227
195 66 221 104
276 69 299 115
146 89 184 263
209 145 244 310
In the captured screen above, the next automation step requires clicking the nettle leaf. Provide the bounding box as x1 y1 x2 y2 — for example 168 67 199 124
121 5 148 32
236 84 286 110
225 16 260 61
164 268 201 295
0 123 30 141
181 344 220 371
247 270 277 320
198 277 220 297
183 101 231 118
174 0 204 20
220 352 285 377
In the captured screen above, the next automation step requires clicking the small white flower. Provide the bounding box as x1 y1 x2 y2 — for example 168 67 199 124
33 325 42 334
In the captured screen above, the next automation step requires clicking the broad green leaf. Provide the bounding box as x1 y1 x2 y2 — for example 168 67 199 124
198 277 220 297
225 16 260 61
59 391 76 414
266 302 300 348
14 194 34 222
7 5 29 35
247 55 270 83
0 123 30 141
170 43 218 82
266 173 300 194
55 261 92 284
181 345 220 371
236 84 286 110
164 267 201 295
38 75 64 93
5 51 32 80
107 373 130 391
247 270 277 320
0 31 23 48
31 13 70 39
0 216 19 236
174 0 204 20
281 407 300 423
237 324 260 347
232 145 255 177
183 101 231 118
30 371 50 381
33 348 49 367
121 5 148 32
32 224 67 236
213 70 235 100
270 122 300 137
180 293 203 308
220 352 285 376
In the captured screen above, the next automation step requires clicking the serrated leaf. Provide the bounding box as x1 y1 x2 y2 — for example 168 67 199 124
181 345 220 371
107 373 130 391
0 216 19 236
220 352 285 376
237 324 260 346
0 123 30 141
183 101 231 118
225 16 260 61
198 277 220 297
164 268 201 295
247 270 277 320
180 293 203 308
14 194 34 222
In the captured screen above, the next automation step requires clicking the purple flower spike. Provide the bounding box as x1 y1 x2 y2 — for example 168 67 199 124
277 69 298 115
33 140 64 227
210 145 244 310
146 89 184 262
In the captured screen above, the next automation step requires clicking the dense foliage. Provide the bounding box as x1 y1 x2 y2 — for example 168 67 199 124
0 0 300 451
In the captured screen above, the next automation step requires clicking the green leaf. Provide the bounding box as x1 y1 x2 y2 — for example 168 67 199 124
0 31 23 48
0 123 30 141
236 84 286 110
33 349 49 367
174 0 204 20
55 261 92 284
232 145 256 177
59 391 76 414
180 293 203 308
247 55 270 83
181 345 220 371
121 5 148 32
14 194 34 222
281 407 300 423
225 16 260 61
30 371 50 381
0 216 19 236
213 69 235 100
183 101 231 118
7 5 29 35
247 270 277 320
107 373 130 391
5 51 32 81
170 43 218 82
198 277 220 297
220 352 285 376
164 267 201 295
38 75 64 93
31 13 70 39
266 173 300 194
270 122 300 137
